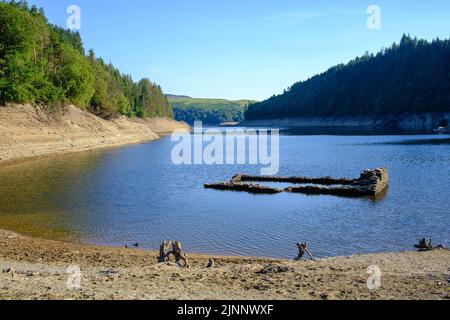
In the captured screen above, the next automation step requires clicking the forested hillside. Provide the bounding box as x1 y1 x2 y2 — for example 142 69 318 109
0 1 172 118
245 35 450 121
170 98 253 124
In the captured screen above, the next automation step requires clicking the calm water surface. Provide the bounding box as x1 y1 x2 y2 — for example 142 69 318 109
0 129 449 258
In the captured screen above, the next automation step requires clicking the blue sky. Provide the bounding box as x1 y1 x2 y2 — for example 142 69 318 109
27 0 450 100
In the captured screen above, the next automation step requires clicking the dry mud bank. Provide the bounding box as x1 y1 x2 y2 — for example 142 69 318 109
0 104 189 165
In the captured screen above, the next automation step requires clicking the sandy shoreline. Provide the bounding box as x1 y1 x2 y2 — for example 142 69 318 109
0 229 448 300
0 104 190 166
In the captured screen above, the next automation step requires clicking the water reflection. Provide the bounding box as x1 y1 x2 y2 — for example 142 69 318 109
369 137 450 145
280 127 434 136
0 151 105 240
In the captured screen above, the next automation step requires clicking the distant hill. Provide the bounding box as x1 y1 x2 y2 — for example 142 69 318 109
169 97 256 124
245 35 450 122
165 94 192 99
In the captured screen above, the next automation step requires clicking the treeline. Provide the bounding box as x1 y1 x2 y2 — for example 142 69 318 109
173 106 245 124
169 98 250 124
245 35 450 120
0 0 172 118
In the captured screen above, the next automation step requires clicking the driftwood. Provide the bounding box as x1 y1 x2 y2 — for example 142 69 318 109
294 242 314 261
206 168 389 198
158 241 190 268
414 238 445 252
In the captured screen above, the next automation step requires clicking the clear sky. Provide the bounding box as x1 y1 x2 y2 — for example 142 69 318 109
27 0 450 100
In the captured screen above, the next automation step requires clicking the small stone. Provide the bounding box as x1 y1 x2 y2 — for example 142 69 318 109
2 268 15 277
207 259 215 269
320 293 329 300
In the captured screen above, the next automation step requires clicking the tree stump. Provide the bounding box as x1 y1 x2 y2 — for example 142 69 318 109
158 241 172 263
158 241 190 268
295 242 314 261
414 238 435 251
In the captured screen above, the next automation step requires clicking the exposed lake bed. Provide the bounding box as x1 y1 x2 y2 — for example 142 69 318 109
0 229 448 300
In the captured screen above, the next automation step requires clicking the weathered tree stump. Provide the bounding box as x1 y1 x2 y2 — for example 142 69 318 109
295 242 314 261
414 238 445 251
414 238 433 251
158 241 172 262
158 241 190 268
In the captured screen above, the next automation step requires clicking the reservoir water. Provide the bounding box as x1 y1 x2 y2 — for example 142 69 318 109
0 129 449 258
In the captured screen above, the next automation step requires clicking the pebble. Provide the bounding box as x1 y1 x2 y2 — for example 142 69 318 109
2 268 15 278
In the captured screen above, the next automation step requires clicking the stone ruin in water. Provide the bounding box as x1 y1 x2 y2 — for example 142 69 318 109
204 168 389 198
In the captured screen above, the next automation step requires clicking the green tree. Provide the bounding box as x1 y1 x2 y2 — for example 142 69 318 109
57 43 94 107
246 35 450 121
0 1 173 119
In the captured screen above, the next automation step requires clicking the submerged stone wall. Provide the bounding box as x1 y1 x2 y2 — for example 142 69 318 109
205 168 389 198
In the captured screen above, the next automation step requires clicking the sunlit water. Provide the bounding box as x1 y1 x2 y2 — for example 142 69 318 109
0 129 449 259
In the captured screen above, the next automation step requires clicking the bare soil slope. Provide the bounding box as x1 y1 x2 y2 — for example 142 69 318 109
0 104 189 165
